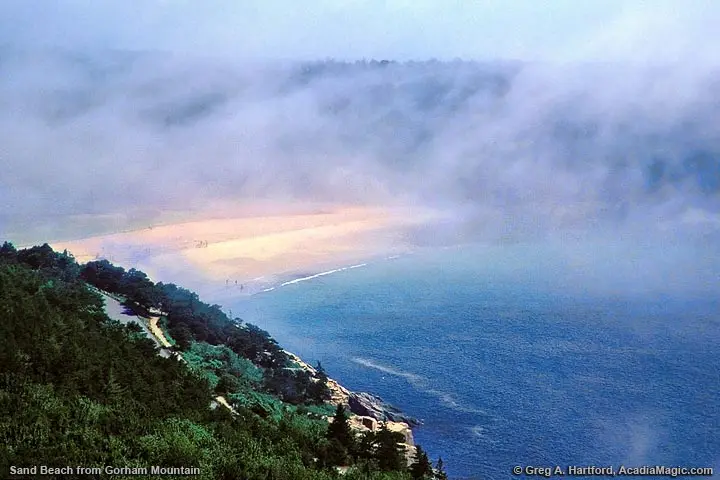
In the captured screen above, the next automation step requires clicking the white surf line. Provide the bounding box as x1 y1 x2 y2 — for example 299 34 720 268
279 262 370 287
280 267 344 286
254 262 373 293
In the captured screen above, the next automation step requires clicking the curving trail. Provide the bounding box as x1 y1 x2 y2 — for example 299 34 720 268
148 316 172 348
96 288 239 416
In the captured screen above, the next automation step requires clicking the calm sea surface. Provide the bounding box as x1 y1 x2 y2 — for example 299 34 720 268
225 244 720 479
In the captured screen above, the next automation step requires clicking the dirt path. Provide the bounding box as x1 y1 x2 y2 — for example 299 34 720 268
214 396 238 416
98 291 169 355
97 290 182 364
95 288 243 417
148 316 172 348
97 288 249 417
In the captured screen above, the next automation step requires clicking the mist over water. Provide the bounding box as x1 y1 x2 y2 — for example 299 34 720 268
2 50 720 258
227 244 720 479
3 3 720 477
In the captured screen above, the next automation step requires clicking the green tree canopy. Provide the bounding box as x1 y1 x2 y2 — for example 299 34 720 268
410 445 433 479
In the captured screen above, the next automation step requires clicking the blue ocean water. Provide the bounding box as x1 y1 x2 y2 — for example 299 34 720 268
228 244 720 479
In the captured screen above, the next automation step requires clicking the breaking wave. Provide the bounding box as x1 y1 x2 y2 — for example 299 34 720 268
279 263 366 287
254 261 372 294
253 253 412 295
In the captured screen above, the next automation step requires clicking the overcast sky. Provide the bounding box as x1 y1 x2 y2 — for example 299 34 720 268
2 1 720 62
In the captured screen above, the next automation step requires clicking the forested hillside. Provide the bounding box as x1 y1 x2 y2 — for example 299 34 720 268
0 241 446 479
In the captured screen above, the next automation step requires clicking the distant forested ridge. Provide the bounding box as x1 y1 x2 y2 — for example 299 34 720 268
0 241 447 479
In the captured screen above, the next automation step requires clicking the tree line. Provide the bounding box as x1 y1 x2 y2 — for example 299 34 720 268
1 241 448 479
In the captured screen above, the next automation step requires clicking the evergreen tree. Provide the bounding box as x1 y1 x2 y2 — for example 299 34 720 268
308 361 332 403
102 367 128 404
326 438 349 466
326 403 354 450
170 323 193 351
316 361 327 381
1 242 447 478
0 241 17 262
216 373 242 396
375 423 405 471
435 457 448 480
410 445 433 479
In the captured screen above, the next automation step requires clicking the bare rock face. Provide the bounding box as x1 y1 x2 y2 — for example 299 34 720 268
345 416 417 467
386 422 417 467
348 415 374 433
386 421 415 446
347 416 413 443
403 444 418 467
348 392 421 426
326 377 351 405
283 351 419 425
360 416 378 431
284 348 420 467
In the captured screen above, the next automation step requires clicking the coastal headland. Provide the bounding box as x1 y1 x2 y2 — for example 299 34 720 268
48 202 432 464
284 351 420 464
99 281 420 463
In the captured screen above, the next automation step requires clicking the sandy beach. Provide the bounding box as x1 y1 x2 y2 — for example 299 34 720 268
50 203 430 296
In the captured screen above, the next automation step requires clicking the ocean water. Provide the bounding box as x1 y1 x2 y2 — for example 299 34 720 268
227 243 720 479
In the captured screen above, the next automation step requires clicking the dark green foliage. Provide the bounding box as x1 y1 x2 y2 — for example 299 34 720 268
0 241 17 262
216 373 243 396
327 404 354 449
325 438 350 466
119 268 161 309
80 259 125 291
1 242 421 479
0 266 208 412
14 243 81 281
409 445 433 479
15 242 57 269
325 403 354 465
316 361 328 380
81 261 159 309
435 458 448 480
80 258 324 403
263 367 318 404
307 361 332 403
375 424 407 471
169 322 193 351
0 260 210 476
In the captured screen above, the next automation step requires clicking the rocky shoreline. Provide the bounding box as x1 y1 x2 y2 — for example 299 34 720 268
285 351 420 464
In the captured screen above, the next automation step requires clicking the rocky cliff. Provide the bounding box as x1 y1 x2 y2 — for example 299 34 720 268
285 351 419 422
285 351 419 464
348 391 420 426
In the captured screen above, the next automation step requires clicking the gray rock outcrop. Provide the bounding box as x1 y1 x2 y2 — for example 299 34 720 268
348 392 421 426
